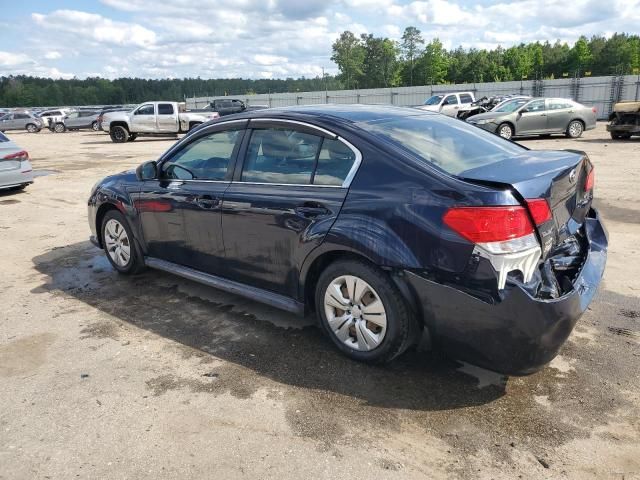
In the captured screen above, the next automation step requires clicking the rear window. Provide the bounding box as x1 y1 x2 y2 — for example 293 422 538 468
459 94 473 103
358 114 526 176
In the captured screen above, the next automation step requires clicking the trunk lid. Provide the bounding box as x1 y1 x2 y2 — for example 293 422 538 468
458 150 593 257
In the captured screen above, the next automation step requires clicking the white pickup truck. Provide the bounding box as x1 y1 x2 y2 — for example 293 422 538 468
102 101 219 143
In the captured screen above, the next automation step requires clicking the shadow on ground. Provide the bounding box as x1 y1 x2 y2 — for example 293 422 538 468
32 241 506 412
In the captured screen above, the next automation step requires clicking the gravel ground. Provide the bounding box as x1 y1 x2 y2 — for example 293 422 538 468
0 124 638 479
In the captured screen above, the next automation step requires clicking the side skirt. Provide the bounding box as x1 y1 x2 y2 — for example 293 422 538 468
145 257 305 314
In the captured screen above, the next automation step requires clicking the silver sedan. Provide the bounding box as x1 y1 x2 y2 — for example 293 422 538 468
0 132 34 191
467 98 597 139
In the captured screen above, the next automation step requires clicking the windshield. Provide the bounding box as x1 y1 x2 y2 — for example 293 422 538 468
493 98 529 112
423 95 443 106
357 113 526 176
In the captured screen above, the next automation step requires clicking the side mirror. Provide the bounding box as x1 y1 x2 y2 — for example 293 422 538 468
136 161 158 181
519 108 529 114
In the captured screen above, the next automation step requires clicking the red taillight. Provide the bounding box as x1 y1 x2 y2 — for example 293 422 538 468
584 168 595 191
525 198 552 225
443 206 534 243
3 150 29 161
592 107 597 114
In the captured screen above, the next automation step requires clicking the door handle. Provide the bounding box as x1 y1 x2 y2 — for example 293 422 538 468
194 195 219 209
295 202 330 218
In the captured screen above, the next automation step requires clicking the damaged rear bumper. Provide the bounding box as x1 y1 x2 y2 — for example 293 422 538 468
406 208 607 376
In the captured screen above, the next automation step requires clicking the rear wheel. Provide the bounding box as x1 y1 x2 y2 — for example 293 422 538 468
497 123 513 140
315 259 419 363
91 121 99 131
101 210 145 274
110 126 129 143
53 122 66 133
566 120 584 138
26 123 38 133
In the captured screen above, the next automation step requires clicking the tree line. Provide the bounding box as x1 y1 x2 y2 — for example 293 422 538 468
1 31 639 107
332 30 640 88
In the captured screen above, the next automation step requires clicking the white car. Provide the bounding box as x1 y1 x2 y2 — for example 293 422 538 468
0 132 34 191
415 92 476 117
37 108 71 128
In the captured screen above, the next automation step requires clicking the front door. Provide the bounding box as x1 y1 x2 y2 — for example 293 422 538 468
0 114 15 130
131 103 156 132
135 125 245 271
440 94 460 117
221 122 357 298
516 99 547 135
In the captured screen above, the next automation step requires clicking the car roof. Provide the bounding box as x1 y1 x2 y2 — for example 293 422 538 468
227 104 438 124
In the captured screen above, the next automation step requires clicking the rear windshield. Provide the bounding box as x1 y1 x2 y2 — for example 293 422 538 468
358 113 526 176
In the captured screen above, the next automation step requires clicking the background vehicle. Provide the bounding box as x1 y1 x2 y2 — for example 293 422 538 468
457 95 531 120
96 106 130 131
607 101 640 139
467 98 597 139
0 132 34 190
198 99 270 116
0 112 43 133
101 101 220 143
37 108 71 128
415 92 475 117
88 105 606 375
63 110 100 131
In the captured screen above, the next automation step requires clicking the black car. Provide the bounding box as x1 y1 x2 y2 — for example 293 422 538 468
88 105 607 375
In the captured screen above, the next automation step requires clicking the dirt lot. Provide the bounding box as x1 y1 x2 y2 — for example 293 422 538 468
1 124 639 479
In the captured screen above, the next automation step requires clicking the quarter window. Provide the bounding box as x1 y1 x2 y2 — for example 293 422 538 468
161 130 240 181
242 128 322 185
313 138 356 186
158 104 174 115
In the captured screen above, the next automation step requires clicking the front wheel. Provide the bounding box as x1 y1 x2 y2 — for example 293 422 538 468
26 123 39 133
315 259 419 363
91 121 99 131
110 126 129 143
101 210 145 274
497 123 513 140
566 120 584 138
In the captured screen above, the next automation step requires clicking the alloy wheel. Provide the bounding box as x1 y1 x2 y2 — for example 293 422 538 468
568 121 583 138
26 124 37 133
499 124 512 139
104 219 131 268
323 275 387 351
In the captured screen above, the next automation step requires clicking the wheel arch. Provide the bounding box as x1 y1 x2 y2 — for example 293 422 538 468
94 202 124 248
109 121 129 132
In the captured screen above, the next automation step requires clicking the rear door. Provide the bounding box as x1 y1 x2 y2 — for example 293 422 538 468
220 120 358 297
546 99 573 132
516 99 547 135
156 103 179 132
65 112 81 128
131 103 156 132
135 122 246 270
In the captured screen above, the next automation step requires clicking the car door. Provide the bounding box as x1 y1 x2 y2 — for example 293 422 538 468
440 95 460 116
515 99 547 135
65 112 80 128
135 122 246 271
545 99 573 132
156 103 178 132
131 103 156 132
220 120 358 298
0 114 15 130
13 113 30 130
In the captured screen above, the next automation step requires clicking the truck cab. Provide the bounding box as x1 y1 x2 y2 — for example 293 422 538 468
416 92 476 117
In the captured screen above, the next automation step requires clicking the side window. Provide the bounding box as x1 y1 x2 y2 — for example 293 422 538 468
548 99 572 110
525 100 545 112
14 113 28 119
161 129 240 181
136 104 155 115
313 139 356 186
2 114 13 120
242 128 322 185
158 103 174 115
459 94 473 103
443 95 458 105
68 112 79 119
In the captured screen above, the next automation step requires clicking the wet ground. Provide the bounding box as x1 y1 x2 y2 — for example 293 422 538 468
1 126 639 479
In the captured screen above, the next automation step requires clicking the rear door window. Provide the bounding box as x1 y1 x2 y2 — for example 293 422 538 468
547 99 573 110
459 94 473 103
158 104 174 115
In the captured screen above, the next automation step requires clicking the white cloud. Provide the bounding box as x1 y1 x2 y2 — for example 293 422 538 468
0 51 34 67
44 51 62 60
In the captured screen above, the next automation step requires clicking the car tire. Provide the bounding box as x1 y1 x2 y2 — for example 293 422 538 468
91 121 99 131
566 120 584 138
101 210 145 275
26 123 39 133
497 123 513 140
53 122 66 133
189 122 202 132
315 259 419 364
127 133 138 142
110 126 129 143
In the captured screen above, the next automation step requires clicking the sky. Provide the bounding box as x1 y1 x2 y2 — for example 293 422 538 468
0 0 638 80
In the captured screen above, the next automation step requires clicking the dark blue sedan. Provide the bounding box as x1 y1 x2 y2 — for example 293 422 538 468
88 105 607 375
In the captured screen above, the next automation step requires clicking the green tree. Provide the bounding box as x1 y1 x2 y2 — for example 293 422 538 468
331 31 365 89
569 36 592 74
419 38 448 84
400 26 424 86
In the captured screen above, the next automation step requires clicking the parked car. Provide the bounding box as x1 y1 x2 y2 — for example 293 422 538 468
62 110 100 131
415 92 476 117
37 108 71 128
200 98 270 116
456 95 531 120
101 101 220 142
0 112 44 133
606 101 640 139
88 105 607 375
0 132 34 190
467 98 597 139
